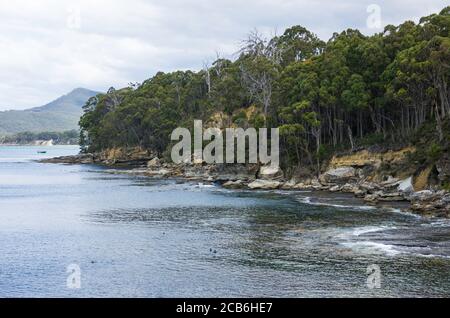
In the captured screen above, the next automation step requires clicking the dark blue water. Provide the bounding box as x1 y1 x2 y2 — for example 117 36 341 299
0 146 449 297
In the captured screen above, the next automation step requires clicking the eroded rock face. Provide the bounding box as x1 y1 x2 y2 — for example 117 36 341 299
328 147 415 170
248 179 281 190
320 167 356 184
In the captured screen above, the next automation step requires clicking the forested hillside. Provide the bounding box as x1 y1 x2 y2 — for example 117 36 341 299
0 130 79 145
79 7 449 176
0 88 99 134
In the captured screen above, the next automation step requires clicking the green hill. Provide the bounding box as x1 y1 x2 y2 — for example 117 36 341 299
0 88 100 135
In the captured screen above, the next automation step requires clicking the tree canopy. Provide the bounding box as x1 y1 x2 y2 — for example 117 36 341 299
79 6 450 172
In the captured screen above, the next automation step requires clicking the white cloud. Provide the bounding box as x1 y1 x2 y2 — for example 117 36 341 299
0 0 447 110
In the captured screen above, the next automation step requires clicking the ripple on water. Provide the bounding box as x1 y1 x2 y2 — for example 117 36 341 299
1 147 450 297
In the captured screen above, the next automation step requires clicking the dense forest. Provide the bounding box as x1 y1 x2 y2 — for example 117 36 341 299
79 7 449 174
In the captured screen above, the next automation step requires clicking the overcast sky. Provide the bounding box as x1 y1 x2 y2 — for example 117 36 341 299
0 0 447 110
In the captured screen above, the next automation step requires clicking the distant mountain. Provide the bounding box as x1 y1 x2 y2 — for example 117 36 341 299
0 88 100 135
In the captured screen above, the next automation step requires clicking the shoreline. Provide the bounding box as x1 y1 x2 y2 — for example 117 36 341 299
39 152 450 218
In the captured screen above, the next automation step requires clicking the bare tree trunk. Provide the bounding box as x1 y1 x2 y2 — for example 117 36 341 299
203 61 211 97
347 125 354 151
435 103 444 141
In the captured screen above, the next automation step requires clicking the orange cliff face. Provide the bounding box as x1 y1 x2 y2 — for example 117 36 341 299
329 147 416 170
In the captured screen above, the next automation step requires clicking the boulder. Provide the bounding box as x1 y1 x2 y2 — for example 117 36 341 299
329 185 341 192
281 179 297 189
341 183 357 193
312 177 328 190
223 180 244 189
398 176 414 194
320 167 356 184
311 178 322 187
248 179 281 190
259 165 283 180
147 157 161 167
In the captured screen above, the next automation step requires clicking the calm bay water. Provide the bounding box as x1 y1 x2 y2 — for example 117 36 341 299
0 146 449 297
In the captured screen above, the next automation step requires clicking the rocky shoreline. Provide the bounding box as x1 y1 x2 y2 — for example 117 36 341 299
40 149 450 218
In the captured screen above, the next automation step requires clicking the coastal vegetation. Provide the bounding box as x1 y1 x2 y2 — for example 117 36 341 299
78 7 449 189
0 130 79 145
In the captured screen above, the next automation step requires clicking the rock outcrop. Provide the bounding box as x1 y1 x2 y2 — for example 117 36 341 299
319 167 357 184
39 145 449 217
248 179 281 190
147 157 161 168
259 165 284 180
222 180 244 189
40 153 94 164
409 190 450 217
